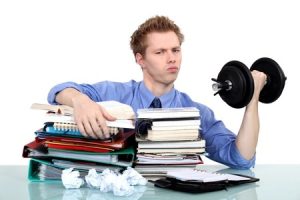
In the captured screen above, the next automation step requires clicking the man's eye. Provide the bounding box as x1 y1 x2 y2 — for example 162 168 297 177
155 51 162 54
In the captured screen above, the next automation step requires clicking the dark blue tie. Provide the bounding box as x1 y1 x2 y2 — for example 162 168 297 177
149 97 162 108
136 97 162 138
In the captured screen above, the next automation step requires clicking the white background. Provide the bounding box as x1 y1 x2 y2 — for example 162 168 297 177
0 0 298 165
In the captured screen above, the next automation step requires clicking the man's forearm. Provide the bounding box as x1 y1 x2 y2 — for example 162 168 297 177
55 88 86 107
236 99 260 160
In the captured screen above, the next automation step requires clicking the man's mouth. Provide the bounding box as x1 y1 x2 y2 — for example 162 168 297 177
167 66 179 73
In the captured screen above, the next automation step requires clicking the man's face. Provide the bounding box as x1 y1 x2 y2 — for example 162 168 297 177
138 31 182 86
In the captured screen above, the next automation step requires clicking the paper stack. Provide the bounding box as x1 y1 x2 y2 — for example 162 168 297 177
22 101 136 181
134 107 206 180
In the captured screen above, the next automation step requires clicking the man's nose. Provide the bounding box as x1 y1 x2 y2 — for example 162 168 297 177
167 51 176 63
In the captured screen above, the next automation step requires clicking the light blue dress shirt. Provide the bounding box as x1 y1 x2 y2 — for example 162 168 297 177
48 80 255 169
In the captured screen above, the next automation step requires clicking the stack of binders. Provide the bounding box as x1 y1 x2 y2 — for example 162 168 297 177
23 101 136 181
134 107 206 180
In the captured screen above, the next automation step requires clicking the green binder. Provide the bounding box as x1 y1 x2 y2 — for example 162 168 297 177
26 145 135 167
28 158 63 182
27 146 135 182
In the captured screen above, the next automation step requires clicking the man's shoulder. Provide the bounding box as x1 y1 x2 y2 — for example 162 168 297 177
95 80 141 89
174 89 212 113
173 89 195 105
123 80 141 87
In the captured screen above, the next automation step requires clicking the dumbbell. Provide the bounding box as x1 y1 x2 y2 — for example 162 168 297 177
211 57 287 108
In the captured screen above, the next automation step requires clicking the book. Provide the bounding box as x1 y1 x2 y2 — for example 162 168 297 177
136 120 200 141
145 129 200 141
134 163 204 181
31 101 135 119
147 129 199 135
138 140 206 149
31 104 135 132
151 119 200 127
30 103 73 116
135 108 201 141
136 154 203 165
137 118 200 127
137 147 205 154
151 125 200 131
137 107 200 119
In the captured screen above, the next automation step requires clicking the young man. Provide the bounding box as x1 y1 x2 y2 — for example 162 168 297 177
48 16 266 169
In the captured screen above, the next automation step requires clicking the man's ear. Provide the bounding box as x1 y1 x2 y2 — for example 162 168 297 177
135 53 144 68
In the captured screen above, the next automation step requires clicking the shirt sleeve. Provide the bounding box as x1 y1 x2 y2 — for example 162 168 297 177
199 105 255 169
47 80 137 105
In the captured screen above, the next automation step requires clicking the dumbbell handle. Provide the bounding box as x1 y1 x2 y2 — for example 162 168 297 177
212 74 269 92
211 78 232 96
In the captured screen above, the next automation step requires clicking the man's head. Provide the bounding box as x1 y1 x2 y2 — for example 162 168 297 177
130 16 184 57
130 16 184 91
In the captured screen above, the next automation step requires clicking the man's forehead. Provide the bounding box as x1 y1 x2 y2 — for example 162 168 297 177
146 31 180 49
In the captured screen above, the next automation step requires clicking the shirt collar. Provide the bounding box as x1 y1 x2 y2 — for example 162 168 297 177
139 81 176 108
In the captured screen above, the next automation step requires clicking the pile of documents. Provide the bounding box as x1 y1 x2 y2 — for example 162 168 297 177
135 107 206 180
22 101 136 181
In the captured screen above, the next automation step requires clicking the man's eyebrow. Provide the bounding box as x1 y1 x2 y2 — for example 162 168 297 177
153 48 166 52
154 46 181 51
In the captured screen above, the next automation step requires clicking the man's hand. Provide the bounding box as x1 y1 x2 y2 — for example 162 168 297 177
249 70 267 103
56 88 117 139
71 95 117 139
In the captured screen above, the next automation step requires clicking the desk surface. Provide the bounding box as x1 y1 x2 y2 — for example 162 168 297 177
1 164 300 200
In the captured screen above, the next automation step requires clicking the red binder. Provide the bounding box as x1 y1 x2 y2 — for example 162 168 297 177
23 130 135 155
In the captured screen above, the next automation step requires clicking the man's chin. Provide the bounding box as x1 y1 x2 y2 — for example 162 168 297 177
164 77 177 85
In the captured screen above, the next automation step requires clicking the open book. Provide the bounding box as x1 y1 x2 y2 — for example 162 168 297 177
31 101 135 119
31 101 135 130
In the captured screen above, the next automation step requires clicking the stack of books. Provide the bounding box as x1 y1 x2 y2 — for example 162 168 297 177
23 101 136 181
134 107 206 180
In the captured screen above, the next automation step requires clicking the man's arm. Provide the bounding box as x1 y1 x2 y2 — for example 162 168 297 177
236 70 267 160
55 88 116 139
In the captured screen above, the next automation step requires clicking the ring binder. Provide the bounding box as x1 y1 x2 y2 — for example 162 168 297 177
44 122 119 137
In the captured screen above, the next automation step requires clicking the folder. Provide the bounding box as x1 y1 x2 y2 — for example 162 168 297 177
27 158 124 182
34 130 135 152
28 158 63 182
23 141 136 167
151 168 259 193
36 122 121 140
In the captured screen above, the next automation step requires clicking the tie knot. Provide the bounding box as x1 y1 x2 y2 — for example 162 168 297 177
149 97 162 108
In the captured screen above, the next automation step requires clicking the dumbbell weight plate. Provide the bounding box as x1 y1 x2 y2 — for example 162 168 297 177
217 61 254 108
250 57 286 103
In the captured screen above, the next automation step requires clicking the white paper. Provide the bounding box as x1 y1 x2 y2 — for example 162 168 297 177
167 168 251 182
61 168 84 189
62 167 147 197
